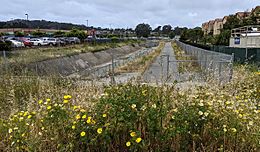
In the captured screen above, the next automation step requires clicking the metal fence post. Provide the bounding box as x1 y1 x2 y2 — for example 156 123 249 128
3 50 7 72
111 55 115 84
228 53 234 82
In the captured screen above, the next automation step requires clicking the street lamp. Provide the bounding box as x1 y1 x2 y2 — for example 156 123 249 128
25 13 29 33
86 20 88 27
11 18 14 33
25 14 28 21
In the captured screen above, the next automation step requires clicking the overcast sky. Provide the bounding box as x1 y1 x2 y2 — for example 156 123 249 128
1 0 259 29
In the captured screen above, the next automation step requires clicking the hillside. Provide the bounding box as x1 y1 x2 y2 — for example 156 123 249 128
0 19 88 30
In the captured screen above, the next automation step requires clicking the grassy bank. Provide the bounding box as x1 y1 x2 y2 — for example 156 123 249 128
0 65 259 151
0 40 142 65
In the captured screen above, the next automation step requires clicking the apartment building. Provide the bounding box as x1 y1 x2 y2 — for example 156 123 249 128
202 6 259 36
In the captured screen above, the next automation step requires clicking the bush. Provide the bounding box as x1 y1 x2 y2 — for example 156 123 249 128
0 41 12 51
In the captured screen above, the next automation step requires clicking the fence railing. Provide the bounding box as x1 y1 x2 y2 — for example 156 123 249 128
175 41 234 84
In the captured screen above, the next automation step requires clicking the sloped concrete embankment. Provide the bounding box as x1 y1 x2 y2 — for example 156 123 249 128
26 41 159 76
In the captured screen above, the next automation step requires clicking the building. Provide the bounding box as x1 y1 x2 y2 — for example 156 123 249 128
229 25 260 48
213 19 223 35
202 6 259 36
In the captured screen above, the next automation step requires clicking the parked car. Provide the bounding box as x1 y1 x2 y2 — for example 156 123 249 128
65 37 81 44
30 38 48 46
57 38 67 46
6 39 25 48
17 37 33 47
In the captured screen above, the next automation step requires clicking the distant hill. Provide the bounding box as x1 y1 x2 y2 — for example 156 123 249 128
0 19 88 30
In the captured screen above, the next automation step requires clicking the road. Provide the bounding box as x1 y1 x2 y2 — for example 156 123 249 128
143 42 178 83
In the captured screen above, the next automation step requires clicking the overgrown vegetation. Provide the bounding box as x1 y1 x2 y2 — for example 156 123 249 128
0 40 141 65
172 42 201 74
116 42 165 74
0 64 259 151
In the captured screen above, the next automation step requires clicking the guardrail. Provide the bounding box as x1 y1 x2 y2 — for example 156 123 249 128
175 41 234 84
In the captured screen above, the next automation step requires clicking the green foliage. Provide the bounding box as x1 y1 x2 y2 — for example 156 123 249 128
31 30 46 37
213 30 231 46
14 31 25 37
0 65 259 151
65 28 86 40
180 27 204 43
169 31 175 39
223 15 241 30
0 41 12 51
53 31 65 37
135 23 152 38
162 25 172 35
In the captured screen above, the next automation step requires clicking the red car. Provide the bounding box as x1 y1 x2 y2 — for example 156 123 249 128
18 37 33 47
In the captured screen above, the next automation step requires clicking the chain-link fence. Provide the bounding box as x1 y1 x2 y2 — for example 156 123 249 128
175 41 234 84
79 47 156 79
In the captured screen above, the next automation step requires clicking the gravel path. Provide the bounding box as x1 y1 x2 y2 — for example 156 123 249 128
143 42 178 83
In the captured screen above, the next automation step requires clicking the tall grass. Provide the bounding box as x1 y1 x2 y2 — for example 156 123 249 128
0 64 259 151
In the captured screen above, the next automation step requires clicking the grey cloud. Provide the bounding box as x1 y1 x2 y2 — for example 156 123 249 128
1 0 259 28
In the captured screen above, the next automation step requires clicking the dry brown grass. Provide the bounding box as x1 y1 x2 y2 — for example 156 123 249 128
115 42 165 74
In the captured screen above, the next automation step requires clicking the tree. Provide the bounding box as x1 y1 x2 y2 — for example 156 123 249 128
31 30 46 37
180 27 204 43
135 23 152 38
169 31 175 39
53 31 66 37
65 28 87 40
162 25 172 35
153 26 161 32
213 30 231 46
223 15 241 30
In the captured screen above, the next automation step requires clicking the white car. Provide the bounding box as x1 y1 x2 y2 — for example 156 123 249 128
30 38 48 46
8 40 25 48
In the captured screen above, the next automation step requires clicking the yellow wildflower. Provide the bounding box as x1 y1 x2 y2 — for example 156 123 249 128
63 100 69 104
75 114 81 120
47 106 52 110
8 128 13 134
126 141 131 147
64 95 72 100
72 125 76 130
97 128 102 134
80 131 86 137
87 117 92 124
82 115 87 119
198 111 203 116
27 115 32 119
130 132 136 137
38 100 43 104
204 112 209 117
102 114 107 118
131 104 136 109
135 137 142 143
231 128 237 133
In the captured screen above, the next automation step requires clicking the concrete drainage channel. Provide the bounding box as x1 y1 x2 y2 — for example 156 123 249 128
71 47 157 83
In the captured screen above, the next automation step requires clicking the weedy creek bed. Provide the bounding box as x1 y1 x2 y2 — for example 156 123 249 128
0 65 259 151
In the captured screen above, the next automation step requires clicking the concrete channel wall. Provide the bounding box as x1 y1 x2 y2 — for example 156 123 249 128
25 41 159 76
